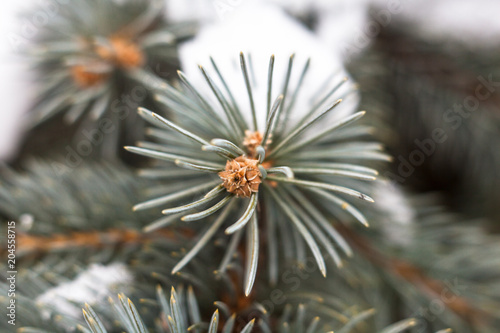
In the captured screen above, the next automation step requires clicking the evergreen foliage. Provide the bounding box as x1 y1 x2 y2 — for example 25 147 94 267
0 1 498 333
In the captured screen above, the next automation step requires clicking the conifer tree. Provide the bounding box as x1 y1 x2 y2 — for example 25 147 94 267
1 1 499 333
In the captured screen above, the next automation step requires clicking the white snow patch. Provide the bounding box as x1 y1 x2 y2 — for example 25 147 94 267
371 0 500 48
316 2 372 62
0 1 38 160
179 1 360 134
374 180 416 246
36 263 132 319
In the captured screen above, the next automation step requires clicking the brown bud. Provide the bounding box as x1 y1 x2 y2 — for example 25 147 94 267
70 65 108 87
218 156 262 197
96 36 145 69
243 130 271 157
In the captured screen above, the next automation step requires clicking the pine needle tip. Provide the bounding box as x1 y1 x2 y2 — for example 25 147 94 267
137 106 150 115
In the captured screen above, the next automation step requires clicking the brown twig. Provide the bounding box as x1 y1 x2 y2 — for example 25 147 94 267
4 228 194 257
